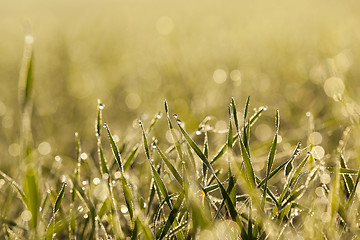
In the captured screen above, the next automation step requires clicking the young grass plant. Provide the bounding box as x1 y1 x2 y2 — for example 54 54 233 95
2 38 360 239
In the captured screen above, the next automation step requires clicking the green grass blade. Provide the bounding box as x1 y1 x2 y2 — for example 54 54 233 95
257 142 301 188
124 144 140 172
19 34 34 113
131 218 139 240
121 174 134 220
231 97 240 133
346 168 360 207
139 120 151 160
175 118 211 170
54 183 66 214
97 142 109 175
289 153 311 188
239 137 256 187
71 177 96 220
24 167 40 229
140 123 172 208
155 143 183 185
147 112 163 134
329 163 341 222
138 218 155 240
243 97 250 153
95 99 103 137
0 170 28 207
158 192 184 240
104 123 123 171
262 110 279 208
326 167 358 174
339 154 354 194
98 198 109 219
164 100 183 161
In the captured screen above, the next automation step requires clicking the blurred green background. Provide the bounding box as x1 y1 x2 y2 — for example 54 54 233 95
1 0 360 172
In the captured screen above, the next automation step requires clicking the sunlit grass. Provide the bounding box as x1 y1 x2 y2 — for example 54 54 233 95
1 35 360 239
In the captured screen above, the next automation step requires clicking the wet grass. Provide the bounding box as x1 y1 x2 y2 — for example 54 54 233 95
1 34 360 239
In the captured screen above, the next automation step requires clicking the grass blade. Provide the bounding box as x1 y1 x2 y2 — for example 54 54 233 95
262 110 279 207
0 170 28 207
158 192 184 240
155 143 183 185
239 137 256 187
24 167 40 229
339 154 354 194
346 168 360 207
104 123 123 171
165 100 184 161
257 142 301 188
124 145 140 172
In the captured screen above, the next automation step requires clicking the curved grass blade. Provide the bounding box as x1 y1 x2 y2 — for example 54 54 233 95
45 183 66 240
175 118 211 170
158 192 185 240
137 218 155 240
155 143 183 185
239 137 256 187
175 117 244 231
147 112 163 135
121 175 134 220
54 183 66 214
140 122 172 208
104 123 123 171
257 142 301 188
0 170 28 207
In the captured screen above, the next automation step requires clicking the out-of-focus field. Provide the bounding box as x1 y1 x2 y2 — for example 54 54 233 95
1 0 360 171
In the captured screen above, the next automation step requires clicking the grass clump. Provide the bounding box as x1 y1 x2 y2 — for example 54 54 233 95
1 36 360 240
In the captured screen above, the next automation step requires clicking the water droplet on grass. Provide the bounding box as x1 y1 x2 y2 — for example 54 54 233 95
196 130 201 135
99 104 105 110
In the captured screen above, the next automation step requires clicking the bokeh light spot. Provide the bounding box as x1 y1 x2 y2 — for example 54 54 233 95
213 69 227 84
38 142 51 155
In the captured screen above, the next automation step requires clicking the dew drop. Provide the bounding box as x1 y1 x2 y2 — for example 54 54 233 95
93 178 101 185
196 130 201 135
156 114 162 119
82 180 88 186
103 173 109 180
176 119 182 124
173 114 178 119
120 205 128 213
80 153 88 160
83 214 89 219
114 171 121 179
99 104 105 110
55 155 62 163
263 106 268 111
103 123 108 128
